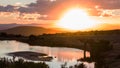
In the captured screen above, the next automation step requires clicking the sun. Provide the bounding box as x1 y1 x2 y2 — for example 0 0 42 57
56 8 97 31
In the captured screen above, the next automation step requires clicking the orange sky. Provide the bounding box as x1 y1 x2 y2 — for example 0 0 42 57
0 11 120 30
0 0 120 31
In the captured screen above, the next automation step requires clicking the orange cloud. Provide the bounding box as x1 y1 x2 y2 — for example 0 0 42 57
0 0 119 20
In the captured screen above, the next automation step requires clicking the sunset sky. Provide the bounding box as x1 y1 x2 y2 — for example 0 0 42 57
0 0 120 31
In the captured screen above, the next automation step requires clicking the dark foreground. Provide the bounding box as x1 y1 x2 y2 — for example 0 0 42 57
0 57 49 68
0 30 120 68
0 57 88 68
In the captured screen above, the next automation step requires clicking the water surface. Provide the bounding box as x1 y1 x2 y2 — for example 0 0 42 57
0 40 94 68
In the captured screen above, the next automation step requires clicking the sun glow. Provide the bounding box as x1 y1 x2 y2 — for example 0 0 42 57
56 8 97 31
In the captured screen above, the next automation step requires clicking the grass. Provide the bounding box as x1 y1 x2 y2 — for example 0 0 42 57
0 57 49 68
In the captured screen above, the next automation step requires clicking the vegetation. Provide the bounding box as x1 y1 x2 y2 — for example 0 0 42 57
0 30 120 68
61 62 86 68
0 57 49 68
81 39 113 68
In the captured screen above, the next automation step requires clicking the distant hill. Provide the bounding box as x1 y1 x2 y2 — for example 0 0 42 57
0 26 65 36
0 23 43 30
0 23 20 30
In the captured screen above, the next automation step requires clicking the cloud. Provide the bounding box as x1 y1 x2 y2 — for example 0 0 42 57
0 0 119 19
14 2 22 6
93 0 120 9
0 5 15 12
0 11 48 21
18 13 47 20
23 0 120 18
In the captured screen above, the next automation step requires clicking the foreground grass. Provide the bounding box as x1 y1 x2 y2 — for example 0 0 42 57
0 57 87 68
0 57 49 68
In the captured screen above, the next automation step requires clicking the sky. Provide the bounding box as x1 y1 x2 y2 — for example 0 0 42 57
0 0 120 30
0 0 36 6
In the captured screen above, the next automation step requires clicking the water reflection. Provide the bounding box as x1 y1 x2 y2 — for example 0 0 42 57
0 40 92 68
0 40 29 56
30 46 90 62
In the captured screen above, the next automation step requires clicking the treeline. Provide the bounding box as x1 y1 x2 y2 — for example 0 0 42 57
0 57 49 68
0 30 119 48
0 29 120 37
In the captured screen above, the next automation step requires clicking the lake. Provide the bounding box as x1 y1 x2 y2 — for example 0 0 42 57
0 40 94 68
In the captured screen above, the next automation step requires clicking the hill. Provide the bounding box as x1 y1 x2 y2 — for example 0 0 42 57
0 23 20 30
0 26 65 36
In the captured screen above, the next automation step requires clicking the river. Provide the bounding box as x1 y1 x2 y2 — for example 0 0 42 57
0 40 94 68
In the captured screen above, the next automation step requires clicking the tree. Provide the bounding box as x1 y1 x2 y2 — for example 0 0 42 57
0 32 7 37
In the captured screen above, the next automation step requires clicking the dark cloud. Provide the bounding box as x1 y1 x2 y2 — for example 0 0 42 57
0 0 120 19
94 0 120 9
0 5 15 12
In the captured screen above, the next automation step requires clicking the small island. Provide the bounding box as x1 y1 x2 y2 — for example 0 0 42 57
7 51 53 61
